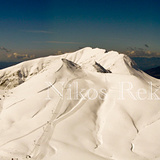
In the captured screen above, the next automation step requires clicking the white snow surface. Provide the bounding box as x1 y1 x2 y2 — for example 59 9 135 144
0 47 160 160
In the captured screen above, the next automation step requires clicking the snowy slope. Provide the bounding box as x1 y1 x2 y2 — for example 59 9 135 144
0 47 160 160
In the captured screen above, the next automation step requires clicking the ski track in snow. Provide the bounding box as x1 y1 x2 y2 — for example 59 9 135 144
28 76 91 159
28 68 104 159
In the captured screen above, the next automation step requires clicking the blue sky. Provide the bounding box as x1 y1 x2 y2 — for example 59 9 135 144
0 0 160 61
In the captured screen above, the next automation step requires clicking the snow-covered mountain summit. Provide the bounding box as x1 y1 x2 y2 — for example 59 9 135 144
0 47 157 89
0 47 160 160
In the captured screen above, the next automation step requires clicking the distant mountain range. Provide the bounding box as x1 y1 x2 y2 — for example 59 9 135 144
0 61 19 69
145 66 160 79
130 57 160 79
132 57 160 70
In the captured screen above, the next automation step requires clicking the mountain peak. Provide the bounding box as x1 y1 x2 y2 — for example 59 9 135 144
0 47 154 89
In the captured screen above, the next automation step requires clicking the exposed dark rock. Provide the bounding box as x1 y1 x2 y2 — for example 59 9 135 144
93 61 111 73
61 58 81 70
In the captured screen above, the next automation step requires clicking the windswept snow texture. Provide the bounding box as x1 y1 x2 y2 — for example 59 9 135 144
0 47 160 160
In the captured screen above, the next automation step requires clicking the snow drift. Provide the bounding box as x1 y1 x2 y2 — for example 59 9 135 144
0 47 160 160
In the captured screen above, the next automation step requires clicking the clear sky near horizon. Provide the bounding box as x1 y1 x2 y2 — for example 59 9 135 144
0 0 160 62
